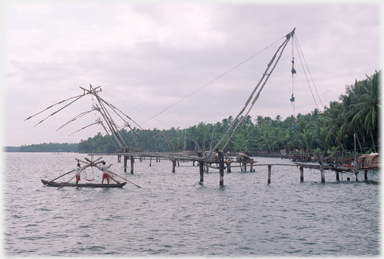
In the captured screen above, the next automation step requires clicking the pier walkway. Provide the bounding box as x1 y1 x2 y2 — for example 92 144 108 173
87 151 374 185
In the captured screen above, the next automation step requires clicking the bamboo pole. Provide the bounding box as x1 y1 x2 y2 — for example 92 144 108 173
68 121 100 136
57 175 77 190
56 109 94 131
24 94 85 121
48 169 75 182
109 174 121 184
57 165 90 189
107 170 141 188
34 94 86 127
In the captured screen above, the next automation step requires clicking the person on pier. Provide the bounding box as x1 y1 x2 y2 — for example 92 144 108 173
101 161 112 184
75 163 81 185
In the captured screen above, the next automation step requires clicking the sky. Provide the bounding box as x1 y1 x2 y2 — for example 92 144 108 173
1 1 381 147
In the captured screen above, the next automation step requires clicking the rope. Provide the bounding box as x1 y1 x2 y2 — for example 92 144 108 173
212 29 295 153
294 35 324 111
103 35 286 129
291 35 296 118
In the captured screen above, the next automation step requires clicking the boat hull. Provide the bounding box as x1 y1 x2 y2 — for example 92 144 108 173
41 179 127 188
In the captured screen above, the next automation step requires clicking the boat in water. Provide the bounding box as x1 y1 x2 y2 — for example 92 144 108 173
41 179 127 188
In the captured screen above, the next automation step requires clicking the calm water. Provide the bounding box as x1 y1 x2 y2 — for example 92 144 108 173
3 152 380 256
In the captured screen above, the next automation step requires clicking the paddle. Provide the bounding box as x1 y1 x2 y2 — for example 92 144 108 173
107 170 141 188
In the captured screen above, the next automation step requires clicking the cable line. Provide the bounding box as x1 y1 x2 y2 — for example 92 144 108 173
294 35 324 111
136 35 287 127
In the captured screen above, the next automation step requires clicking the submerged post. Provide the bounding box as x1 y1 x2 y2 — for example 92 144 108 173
118 155 121 162
218 150 224 186
321 168 325 183
130 156 134 174
268 165 272 184
300 166 304 182
355 171 359 182
365 169 368 181
124 155 128 173
172 159 176 173
336 171 340 181
197 152 203 182
250 159 254 172
226 161 231 173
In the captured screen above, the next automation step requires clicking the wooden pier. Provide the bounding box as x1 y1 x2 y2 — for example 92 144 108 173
90 151 376 185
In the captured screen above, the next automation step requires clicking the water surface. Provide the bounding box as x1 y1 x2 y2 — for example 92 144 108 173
3 152 380 256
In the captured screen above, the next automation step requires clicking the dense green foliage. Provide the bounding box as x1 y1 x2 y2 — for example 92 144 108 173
16 143 79 152
78 71 380 157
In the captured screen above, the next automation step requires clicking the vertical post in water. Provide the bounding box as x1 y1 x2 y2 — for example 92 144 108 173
300 166 304 182
336 171 340 181
250 159 254 172
218 150 224 186
124 156 128 173
321 168 325 183
172 159 176 173
198 152 203 182
355 171 359 182
118 155 121 162
268 165 272 184
365 170 368 181
130 156 134 174
149 157 152 167
226 161 231 173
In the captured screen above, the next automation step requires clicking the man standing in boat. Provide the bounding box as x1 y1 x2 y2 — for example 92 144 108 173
75 163 81 185
101 161 112 184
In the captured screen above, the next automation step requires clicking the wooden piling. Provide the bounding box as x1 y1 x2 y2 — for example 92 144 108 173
226 161 231 173
321 168 325 183
218 151 224 186
365 170 368 180
199 161 204 182
355 171 358 182
250 159 254 172
299 166 304 182
335 171 340 181
268 165 271 184
149 157 152 167
130 156 134 174
124 155 128 173
197 152 204 182
118 155 121 162
172 159 176 173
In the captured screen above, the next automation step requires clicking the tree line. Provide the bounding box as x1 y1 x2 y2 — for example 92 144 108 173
4 142 79 152
78 71 380 159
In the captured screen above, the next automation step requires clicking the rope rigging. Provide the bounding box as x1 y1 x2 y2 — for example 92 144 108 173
208 28 296 156
293 35 324 111
290 34 297 130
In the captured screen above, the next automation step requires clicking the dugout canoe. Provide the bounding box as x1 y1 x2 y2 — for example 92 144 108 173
41 179 127 188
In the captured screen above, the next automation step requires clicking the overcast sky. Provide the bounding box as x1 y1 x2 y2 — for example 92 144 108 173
2 1 381 147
